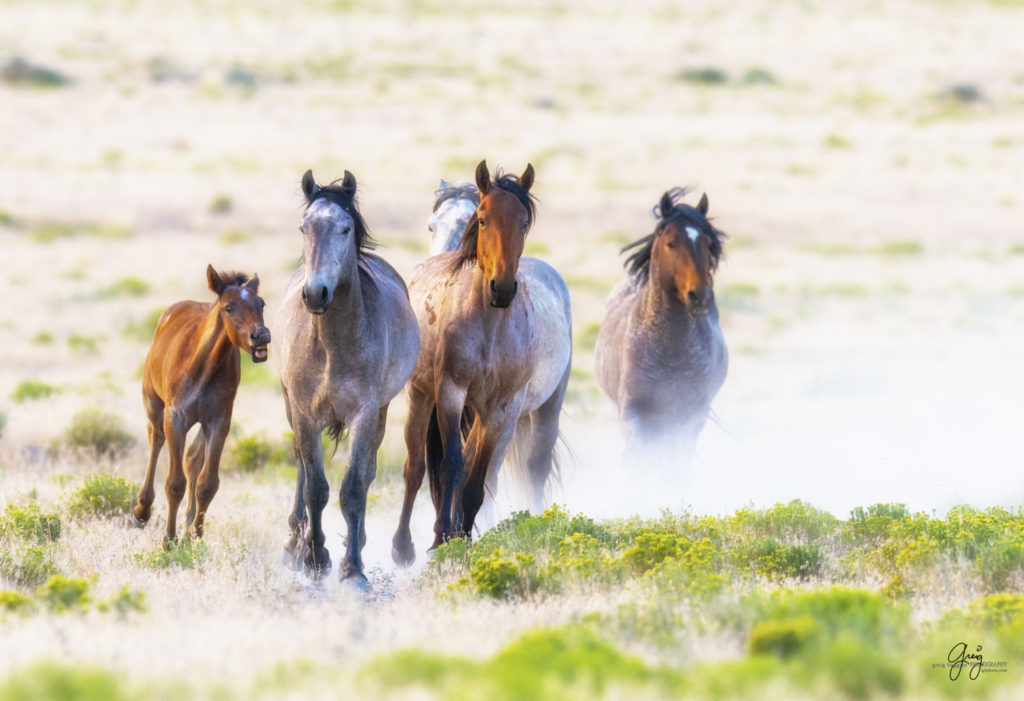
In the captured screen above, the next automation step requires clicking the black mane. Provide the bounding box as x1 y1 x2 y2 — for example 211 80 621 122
217 270 251 287
432 182 480 212
454 171 536 266
306 179 376 254
622 187 726 279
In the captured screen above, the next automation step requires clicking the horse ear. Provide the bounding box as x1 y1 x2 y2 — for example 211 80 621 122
475 160 490 195
301 170 318 201
659 191 674 218
520 163 535 192
439 178 449 189
206 264 225 296
341 170 357 195
697 192 709 216
245 274 259 293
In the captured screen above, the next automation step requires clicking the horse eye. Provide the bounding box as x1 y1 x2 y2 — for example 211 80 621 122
479 218 486 227
225 304 235 313
665 241 677 249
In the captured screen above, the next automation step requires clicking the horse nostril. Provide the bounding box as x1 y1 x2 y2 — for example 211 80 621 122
688 290 699 304
490 280 497 294
320 286 328 303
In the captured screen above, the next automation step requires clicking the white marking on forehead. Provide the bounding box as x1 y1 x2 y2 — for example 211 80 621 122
240 288 252 300
686 226 700 243
305 198 352 224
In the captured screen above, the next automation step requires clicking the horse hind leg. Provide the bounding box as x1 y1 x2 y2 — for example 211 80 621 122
182 428 206 535
523 365 570 513
132 403 165 526
295 418 332 578
187 418 228 540
392 387 432 567
161 411 188 544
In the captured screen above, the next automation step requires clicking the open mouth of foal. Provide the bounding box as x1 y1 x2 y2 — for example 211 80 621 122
251 346 269 362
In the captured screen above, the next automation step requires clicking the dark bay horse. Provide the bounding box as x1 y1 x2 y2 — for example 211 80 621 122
392 161 572 566
276 169 419 583
133 265 270 542
595 188 728 459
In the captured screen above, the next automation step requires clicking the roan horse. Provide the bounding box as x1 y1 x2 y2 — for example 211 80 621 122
276 169 419 583
595 188 728 460
392 161 572 566
132 265 271 542
427 180 479 256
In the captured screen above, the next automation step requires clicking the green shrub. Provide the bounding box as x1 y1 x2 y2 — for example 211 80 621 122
0 662 128 701
0 547 60 587
0 590 33 614
748 616 817 658
35 576 91 613
847 503 910 544
59 409 135 459
0 503 61 542
96 276 151 299
226 433 289 473
120 308 165 343
1 57 70 88
10 380 60 403
66 473 139 519
976 541 1024 591
67 334 101 354
469 551 538 599
743 67 776 85
675 67 728 85
96 586 147 615
30 331 54 345
135 540 209 570
428 536 470 572
209 194 233 213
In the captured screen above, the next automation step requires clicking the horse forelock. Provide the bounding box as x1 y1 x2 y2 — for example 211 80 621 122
218 270 251 288
305 186 376 254
451 171 536 270
432 182 479 212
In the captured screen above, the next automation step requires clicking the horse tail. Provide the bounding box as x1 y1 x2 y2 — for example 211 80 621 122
324 422 346 460
502 412 571 512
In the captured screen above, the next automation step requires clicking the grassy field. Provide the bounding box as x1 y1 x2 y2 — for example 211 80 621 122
3 0 1024 698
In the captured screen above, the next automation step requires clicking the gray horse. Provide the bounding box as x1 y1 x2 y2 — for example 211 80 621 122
276 169 419 583
595 188 728 460
391 161 572 566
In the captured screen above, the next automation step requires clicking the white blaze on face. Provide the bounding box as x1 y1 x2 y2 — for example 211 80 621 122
240 288 252 301
686 226 701 244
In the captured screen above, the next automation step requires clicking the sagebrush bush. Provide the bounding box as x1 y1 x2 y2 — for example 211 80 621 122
66 473 139 519
0 503 61 542
35 575 92 613
0 662 128 701
0 547 60 588
135 540 208 570
59 409 135 459
10 380 59 403
226 433 289 473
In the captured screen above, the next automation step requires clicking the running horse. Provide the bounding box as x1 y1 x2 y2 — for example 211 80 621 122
132 265 271 542
392 161 572 566
595 187 728 460
276 169 419 583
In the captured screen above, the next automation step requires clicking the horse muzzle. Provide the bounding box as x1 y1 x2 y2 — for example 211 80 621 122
301 284 332 315
686 286 713 316
250 329 271 363
489 279 518 309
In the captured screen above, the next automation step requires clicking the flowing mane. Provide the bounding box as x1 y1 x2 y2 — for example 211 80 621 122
452 170 536 268
622 187 726 280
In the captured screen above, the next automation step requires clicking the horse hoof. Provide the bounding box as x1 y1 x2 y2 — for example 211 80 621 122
162 536 178 550
391 536 416 568
125 513 147 529
340 570 369 592
303 548 332 580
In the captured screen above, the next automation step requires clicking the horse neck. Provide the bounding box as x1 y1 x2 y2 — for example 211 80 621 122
189 306 238 381
317 257 366 341
639 276 701 334
469 263 512 332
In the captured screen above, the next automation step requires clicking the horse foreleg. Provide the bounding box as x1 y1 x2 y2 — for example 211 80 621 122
162 411 188 543
133 404 165 525
392 386 432 567
432 381 468 548
296 419 331 578
187 417 228 540
284 431 308 567
182 428 206 534
340 406 388 583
